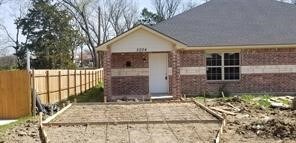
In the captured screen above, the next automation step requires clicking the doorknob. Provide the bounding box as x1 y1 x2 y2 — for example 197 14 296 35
165 76 167 80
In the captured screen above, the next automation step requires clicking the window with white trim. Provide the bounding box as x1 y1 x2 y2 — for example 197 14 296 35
206 52 240 81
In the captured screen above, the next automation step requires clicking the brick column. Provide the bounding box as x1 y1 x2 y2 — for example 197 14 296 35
103 47 112 102
171 49 181 98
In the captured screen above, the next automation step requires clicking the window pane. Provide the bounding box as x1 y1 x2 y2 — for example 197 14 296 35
224 53 239 66
206 53 222 66
224 67 240 80
207 67 222 80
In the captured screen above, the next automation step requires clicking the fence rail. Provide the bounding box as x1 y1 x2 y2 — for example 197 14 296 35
32 69 104 104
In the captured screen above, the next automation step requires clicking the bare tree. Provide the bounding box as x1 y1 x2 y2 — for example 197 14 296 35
107 0 126 36
0 21 28 68
0 48 8 57
0 0 7 6
152 0 181 20
0 1 30 68
123 1 138 30
182 0 198 11
61 0 101 67
101 8 111 43
106 0 138 36
61 0 138 67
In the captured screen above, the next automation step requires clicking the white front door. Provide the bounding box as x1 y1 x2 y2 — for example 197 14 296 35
149 53 169 94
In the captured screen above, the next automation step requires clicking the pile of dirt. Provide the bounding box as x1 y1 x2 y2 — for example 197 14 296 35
1 120 40 143
237 119 296 139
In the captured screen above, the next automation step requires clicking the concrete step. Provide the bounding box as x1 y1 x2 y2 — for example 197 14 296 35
151 95 173 100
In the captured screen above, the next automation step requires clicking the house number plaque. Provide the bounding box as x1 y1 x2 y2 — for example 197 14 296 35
137 48 147 52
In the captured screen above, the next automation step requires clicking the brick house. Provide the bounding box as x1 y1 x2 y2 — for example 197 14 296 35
97 0 296 101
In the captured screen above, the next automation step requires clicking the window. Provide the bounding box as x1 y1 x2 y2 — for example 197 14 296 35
206 52 240 81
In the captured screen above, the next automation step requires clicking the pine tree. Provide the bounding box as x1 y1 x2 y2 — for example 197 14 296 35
19 0 81 69
138 8 165 26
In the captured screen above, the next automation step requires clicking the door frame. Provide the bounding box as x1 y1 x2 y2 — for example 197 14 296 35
148 53 169 94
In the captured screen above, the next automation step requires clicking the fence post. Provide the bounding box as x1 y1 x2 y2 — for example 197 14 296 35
94 71 96 86
84 70 86 90
97 70 99 84
100 70 103 83
80 70 82 93
99 70 101 83
90 71 94 88
91 71 94 87
46 71 50 104
95 70 97 85
58 71 62 102
67 70 70 98
32 70 36 116
90 70 92 88
74 69 77 96
88 71 90 89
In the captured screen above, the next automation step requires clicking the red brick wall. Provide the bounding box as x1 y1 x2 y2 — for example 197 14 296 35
180 48 296 95
181 74 296 95
242 48 296 66
112 53 148 68
179 50 204 95
170 50 205 67
107 48 296 99
180 50 205 67
111 53 149 99
103 49 112 100
181 75 205 95
111 76 149 96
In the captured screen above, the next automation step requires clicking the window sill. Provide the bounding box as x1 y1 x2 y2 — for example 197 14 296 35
206 80 240 84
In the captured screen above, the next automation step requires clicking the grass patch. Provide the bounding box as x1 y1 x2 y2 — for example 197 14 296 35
256 99 271 108
195 96 206 103
241 95 256 104
68 84 104 103
278 98 291 106
0 116 34 138
241 95 272 108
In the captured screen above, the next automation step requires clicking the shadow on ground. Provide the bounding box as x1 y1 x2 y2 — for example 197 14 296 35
68 85 104 103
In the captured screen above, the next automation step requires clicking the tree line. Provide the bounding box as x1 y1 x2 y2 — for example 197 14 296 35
0 0 199 69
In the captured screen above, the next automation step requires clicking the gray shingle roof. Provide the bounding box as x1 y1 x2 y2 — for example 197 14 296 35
152 0 296 47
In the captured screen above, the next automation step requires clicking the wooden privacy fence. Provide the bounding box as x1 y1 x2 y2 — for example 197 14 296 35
32 69 104 104
0 70 31 119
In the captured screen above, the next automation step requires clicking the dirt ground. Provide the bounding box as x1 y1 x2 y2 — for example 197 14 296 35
1 98 295 143
44 102 221 143
44 123 220 143
0 120 40 143
204 97 296 143
51 102 217 123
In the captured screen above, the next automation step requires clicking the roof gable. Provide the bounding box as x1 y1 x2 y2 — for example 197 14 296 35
97 25 186 51
111 28 174 53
